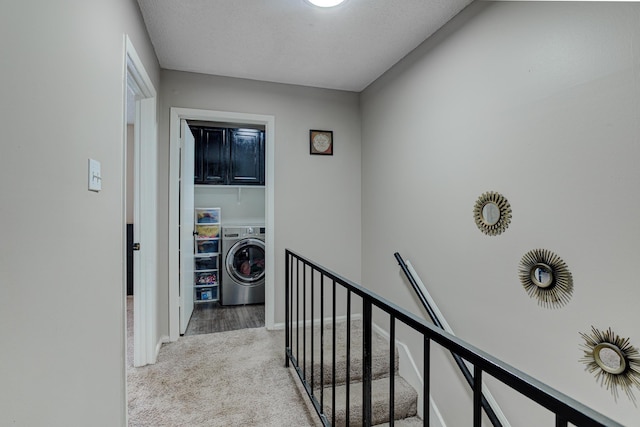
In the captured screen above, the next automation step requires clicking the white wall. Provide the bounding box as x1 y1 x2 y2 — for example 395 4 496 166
361 2 640 426
195 186 265 226
158 71 362 331
0 1 159 426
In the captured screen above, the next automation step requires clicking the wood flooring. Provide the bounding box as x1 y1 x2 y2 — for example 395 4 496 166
184 302 265 335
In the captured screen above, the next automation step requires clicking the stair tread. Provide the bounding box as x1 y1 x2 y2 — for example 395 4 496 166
294 320 399 386
374 416 424 426
322 376 418 426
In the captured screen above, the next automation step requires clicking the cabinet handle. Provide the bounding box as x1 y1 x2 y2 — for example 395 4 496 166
132 243 141 251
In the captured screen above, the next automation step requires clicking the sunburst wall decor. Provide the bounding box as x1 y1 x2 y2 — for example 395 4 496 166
517 248 573 308
473 191 512 236
580 326 640 404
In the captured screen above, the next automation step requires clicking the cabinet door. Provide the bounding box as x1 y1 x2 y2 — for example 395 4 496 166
228 129 265 185
191 126 204 184
202 127 228 185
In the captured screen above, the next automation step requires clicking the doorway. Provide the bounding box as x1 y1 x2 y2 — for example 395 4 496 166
187 122 266 331
124 36 158 368
168 108 275 342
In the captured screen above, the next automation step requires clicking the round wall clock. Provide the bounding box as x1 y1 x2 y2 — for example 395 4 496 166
310 130 333 155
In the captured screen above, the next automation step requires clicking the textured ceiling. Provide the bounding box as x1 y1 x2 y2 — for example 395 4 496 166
136 0 473 92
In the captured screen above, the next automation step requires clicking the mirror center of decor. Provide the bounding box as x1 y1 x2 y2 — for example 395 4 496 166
594 343 627 375
482 202 501 226
530 263 554 288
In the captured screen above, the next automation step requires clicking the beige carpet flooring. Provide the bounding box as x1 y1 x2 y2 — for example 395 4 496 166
127 327 319 426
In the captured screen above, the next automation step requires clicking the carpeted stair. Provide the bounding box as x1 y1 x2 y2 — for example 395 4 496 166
294 321 420 426
323 377 418 426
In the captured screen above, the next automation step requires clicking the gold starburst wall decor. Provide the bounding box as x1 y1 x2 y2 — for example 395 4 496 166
580 326 640 404
473 191 512 236
518 248 573 308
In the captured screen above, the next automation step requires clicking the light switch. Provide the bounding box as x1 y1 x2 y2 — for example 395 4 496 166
88 158 102 192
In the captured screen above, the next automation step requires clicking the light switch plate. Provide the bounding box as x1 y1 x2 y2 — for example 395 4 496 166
88 158 102 192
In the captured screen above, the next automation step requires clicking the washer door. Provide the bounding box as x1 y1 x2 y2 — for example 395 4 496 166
225 238 265 286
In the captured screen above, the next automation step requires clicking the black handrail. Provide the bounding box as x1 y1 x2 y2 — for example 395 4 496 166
285 249 623 427
395 252 503 427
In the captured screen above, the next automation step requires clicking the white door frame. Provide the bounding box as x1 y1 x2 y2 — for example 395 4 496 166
168 107 275 342
124 36 158 367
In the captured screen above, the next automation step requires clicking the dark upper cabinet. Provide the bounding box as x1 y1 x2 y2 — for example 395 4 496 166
202 127 227 185
228 129 264 185
190 127 203 183
191 125 264 186
193 127 227 185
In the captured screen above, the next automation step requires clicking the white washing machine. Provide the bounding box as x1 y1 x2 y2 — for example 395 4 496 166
221 225 265 305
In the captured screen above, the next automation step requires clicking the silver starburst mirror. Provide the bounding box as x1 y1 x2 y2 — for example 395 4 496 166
473 191 512 236
580 326 640 403
518 248 573 308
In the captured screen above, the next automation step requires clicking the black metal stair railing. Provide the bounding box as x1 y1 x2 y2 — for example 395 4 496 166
285 249 623 427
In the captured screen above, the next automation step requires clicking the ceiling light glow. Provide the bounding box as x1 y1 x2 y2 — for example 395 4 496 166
307 0 346 7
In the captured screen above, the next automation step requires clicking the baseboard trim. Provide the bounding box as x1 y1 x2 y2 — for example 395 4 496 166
372 323 446 427
154 335 170 363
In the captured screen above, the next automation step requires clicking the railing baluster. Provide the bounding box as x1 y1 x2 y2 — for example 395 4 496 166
474 365 483 427
296 258 300 366
389 315 396 426
424 336 430 427
556 415 568 427
303 262 307 381
363 299 373 427
346 290 351 425
311 267 315 393
320 274 325 409
332 279 336 427
285 252 290 367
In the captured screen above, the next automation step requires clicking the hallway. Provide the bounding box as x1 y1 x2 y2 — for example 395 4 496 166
126 326 318 426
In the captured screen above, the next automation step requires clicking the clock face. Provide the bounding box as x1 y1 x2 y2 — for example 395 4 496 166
313 133 331 152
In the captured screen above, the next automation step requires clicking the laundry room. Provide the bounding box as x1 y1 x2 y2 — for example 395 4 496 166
183 121 266 336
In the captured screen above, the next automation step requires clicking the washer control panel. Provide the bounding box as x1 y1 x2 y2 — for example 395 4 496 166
223 226 266 239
